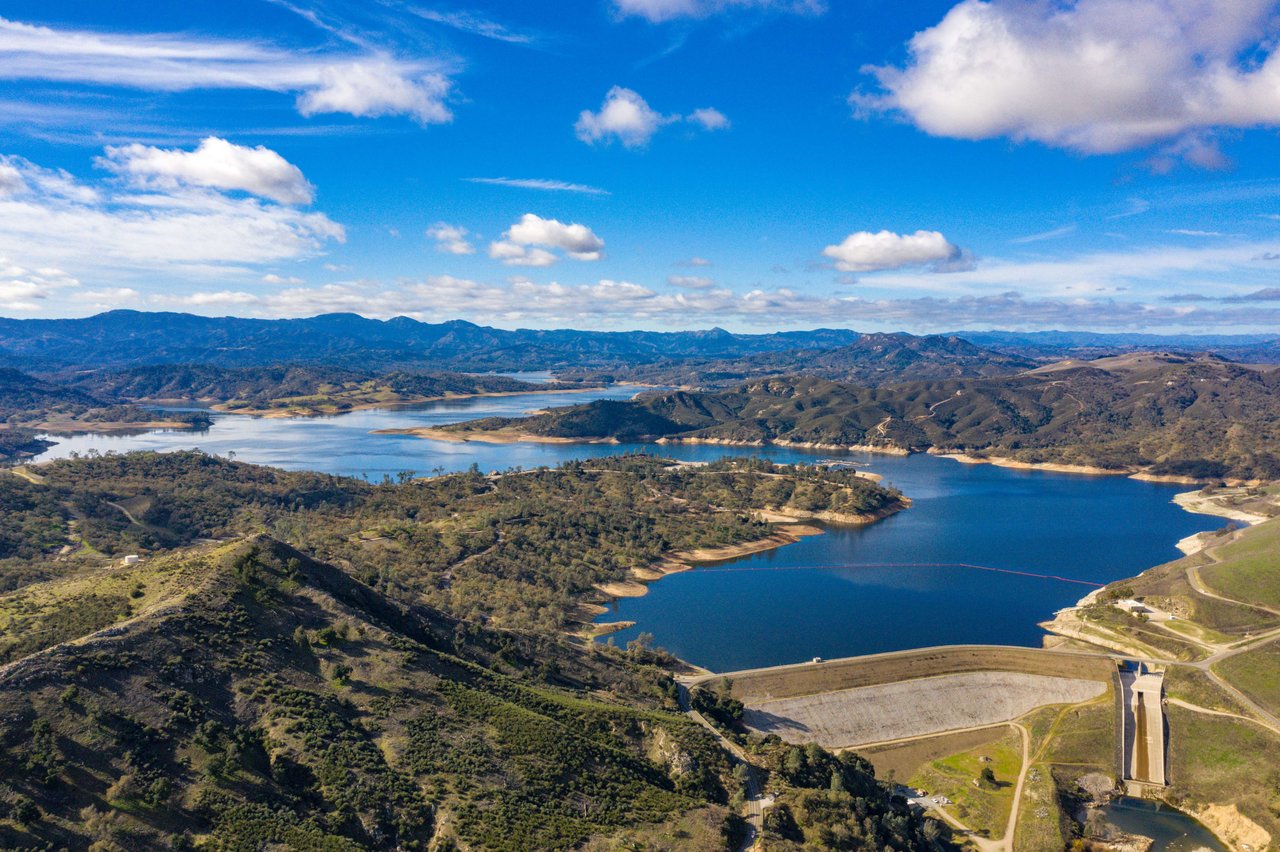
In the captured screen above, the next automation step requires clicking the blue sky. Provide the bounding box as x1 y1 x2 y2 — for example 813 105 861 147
1 0 1280 332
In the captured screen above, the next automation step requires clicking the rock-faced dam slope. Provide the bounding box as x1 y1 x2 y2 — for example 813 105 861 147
743 670 1106 748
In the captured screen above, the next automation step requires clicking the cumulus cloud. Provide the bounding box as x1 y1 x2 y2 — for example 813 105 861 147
98 137 314 205
0 16 453 124
576 87 675 147
613 0 826 23
465 176 610 195
854 0 1280 160
0 150 343 284
488 241 557 267
488 213 605 266
295 59 451 123
575 88 729 147
426 222 475 255
668 274 715 289
823 229 963 273
688 107 731 130
262 273 304 285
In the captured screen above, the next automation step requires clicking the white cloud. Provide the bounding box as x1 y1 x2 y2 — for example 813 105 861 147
506 214 605 257
143 273 1280 333
295 59 451 123
0 16 453 124
410 9 536 44
575 87 732 147
869 238 1280 302
488 213 605 266
465 177 610 195
0 151 344 283
823 229 962 273
1010 224 1077 245
0 257 77 311
684 256 713 267
668 274 715 289
613 0 826 23
488 243 558 267
0 162 24 196
855 0 1280 158
262 273 305 285
99 137 314 205
576 87 674 148
72 287 140 307
426 222 475 255
688 107 730 130
164 290 261 307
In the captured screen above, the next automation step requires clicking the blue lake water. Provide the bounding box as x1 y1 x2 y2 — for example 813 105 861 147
31 385 1221 671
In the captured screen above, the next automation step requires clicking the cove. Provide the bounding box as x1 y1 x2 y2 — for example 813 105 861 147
28 384 1222 672
595 449 1221 671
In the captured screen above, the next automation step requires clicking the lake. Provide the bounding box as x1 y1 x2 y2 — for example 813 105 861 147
30 385 1221 672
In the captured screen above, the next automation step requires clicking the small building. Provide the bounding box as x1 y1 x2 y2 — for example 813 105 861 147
122 554 141 566
1114 599 1152 615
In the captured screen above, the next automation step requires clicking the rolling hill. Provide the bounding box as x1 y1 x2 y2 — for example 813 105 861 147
0 451 932 849
560 333 1035 388
439 354 1280 480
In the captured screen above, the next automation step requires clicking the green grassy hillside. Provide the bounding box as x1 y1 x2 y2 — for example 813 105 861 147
0 537 739 850
0 452 931 849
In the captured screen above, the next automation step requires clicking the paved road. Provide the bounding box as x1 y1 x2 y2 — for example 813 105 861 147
676 681 771 852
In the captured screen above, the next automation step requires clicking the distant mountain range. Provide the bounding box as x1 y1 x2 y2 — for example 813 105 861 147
0 311 864 372
2 311 1277 373
957 330 1280 363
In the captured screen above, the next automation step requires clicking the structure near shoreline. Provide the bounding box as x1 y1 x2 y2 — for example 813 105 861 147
742 670 1105 747
693 645 1114 749
1119 663 1168 791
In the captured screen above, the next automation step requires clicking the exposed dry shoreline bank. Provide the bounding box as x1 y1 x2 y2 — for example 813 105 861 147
388 424 1257 491
1172 490 1271 526
375 425 609 444
934 451 1265 486
580 499 908 637
34 419 203 434
384 426 915 454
